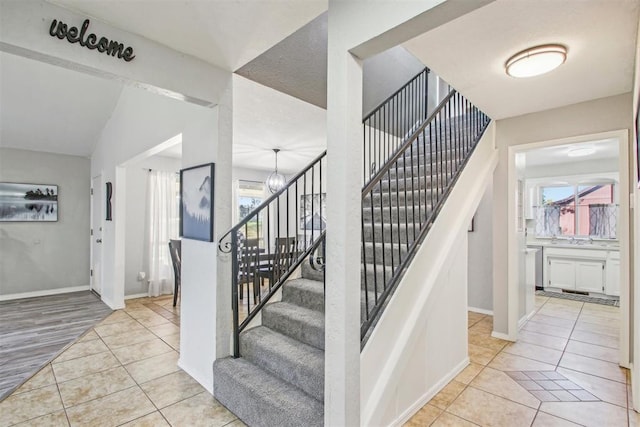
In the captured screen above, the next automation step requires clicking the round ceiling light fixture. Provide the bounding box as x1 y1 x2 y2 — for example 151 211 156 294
567 146 596 157
505 44 567 78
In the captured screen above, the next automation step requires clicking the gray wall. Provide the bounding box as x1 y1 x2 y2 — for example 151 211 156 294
0 148 90 296
362 46 425 117
468 180 494 312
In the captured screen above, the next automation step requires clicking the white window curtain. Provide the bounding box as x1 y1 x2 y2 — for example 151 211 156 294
146 170 179 297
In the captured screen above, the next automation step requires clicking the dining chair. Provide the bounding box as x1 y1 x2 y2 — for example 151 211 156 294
255 237 297 292
238 238 261 304
168 239 181 307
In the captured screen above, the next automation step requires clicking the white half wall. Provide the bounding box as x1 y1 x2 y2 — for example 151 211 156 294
0 148 90 298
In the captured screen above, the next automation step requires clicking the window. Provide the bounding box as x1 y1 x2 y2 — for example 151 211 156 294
536 183 617 239
237 180 265 242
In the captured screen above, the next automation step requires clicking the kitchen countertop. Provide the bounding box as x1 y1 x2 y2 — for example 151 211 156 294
527 240 619 250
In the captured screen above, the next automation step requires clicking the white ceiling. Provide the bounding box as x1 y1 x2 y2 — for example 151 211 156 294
524 138 619 168
0 51 123 157
50 0 327 71
404 0 640 120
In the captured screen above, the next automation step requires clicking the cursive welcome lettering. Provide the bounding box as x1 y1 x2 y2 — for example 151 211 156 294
49 18 135 62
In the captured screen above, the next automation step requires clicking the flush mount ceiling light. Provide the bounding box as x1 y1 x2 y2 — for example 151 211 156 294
266 148 286 194
567 146 596 157
505 44 567 78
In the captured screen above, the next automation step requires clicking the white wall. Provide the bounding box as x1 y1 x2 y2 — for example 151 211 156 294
362 46 425 116
468 180 494 313
124 155 181 297
0 148 90 298
493 93 633 336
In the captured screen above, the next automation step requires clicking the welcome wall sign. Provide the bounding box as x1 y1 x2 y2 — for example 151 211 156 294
49 18 136 62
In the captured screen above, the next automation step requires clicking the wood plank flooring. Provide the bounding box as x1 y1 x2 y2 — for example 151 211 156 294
0 291 112 400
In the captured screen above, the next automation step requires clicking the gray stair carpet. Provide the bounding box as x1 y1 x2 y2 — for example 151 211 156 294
213 264 325 427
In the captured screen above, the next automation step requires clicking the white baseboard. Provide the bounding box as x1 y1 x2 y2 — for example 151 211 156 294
491 330 513 341
178 359 213 395
468 306 494 316
125 293 149 300
0 285 90 301
392 357 470 427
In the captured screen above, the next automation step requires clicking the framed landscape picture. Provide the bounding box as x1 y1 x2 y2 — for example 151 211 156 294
0 182 58 222
180 163 214 242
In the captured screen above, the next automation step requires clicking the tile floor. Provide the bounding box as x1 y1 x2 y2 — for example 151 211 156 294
0 295 244 427
405 295 637 427
2 293 638 427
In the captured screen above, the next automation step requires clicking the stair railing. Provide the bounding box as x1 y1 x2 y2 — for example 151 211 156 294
363 68 430 184
219 150 327 357
361 90 490 343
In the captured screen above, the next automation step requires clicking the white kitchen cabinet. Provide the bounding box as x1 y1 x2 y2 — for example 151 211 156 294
548 258 575 289
575 260 605 293
606 252 620 296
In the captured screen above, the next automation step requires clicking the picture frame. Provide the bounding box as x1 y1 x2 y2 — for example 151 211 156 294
180 163 215 242
0 182 58 222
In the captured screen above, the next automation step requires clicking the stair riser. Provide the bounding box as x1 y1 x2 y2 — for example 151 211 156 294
362 223 417 245
364 189 435 207
386 158 464 178
376 176 452 193
262 307 325 350
361 267 396 294
301 261 324 282
362 206 431 224
282 282 324 313
240 330 324 402
363 243 408 265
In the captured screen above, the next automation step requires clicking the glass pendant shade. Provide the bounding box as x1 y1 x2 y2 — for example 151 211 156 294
266 149 286 194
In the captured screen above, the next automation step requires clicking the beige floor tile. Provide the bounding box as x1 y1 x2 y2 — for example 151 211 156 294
135 313 171 328
11 410 69 427
14 364 56 394
98 310 133 325
125 351 180 384
58 366 135 408
537 307 581 321
488 352 557 372
0 384 64 426
429 381 466 410
467 311 486 326
148 323 180 338
522 320 573 339
125 306 157 318
532 411 583 426
469 367 540 409
468 318 493 334
518 330 568 351
111 338 174 365
65 386 155 427
52 351 120 383
630 409 640 427
539 401 628 427
454 363 484 385
404 404 442 426
577 313 620 328
139 370 205 409
529 313 576 329
160 391 238 427
467 331 508 353
447 386 537 427
504 341 563 366
120 411 170 427
94 318 146 338
581 305 620 318
162 333 180 350
223 420 247 427
574 321 619 338
565 340 618 363
556 367 628 408
570 330 619 349
54 338 110 363
77 330 100 343
432 411 478 426
559 353 627 384
101 328 159 350
468 343 500 366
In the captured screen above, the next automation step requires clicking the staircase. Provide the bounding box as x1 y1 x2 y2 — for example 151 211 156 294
214 72 490 426
213 263 325 427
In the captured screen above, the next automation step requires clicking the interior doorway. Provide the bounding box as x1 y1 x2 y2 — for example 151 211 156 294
506 130 630 368
90 174 103 296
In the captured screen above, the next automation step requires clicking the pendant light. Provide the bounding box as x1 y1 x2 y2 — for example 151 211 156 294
266 148 286 194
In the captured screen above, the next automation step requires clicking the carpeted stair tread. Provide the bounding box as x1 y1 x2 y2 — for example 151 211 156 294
283 278 325 313
262 302 325 350
240 326 324 402
213 357 323 427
